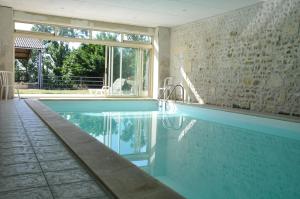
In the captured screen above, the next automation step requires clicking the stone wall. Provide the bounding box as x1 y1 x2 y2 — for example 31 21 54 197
170 0 300 116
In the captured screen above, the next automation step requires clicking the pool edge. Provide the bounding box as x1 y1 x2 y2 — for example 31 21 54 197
174 101 300 123
25 99 184 199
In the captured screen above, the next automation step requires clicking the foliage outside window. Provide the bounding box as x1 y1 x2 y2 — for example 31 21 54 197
57 27 89 39
92 31 121 42
123 34 151 43
15 22 55 34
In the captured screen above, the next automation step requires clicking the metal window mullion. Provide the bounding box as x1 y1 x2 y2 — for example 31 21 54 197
119 48 122 96
110 47 114 95
88 29 92 40
121 34 124 43
54 26 59 36
137 48 142 96
108 47 110 92
104 46 108 88
140 49 144 96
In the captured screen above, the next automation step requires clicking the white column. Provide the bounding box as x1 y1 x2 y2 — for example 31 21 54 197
153 27 170 99
0 6 14 99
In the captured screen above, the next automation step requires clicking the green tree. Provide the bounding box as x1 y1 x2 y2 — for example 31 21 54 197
95 32 119 41
62 44 105 77
15 49 40 83
125 34 151 43
57 27 89 39
45 41 71 76
30 25 87 76
31 24 54 33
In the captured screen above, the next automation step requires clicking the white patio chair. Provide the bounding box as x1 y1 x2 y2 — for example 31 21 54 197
95 85 110 96
89 85 110 96
0 71 20 101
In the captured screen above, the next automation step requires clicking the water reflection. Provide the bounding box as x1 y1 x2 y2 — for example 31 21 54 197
60 111 194 170
59 110 300 199
61 112 153 167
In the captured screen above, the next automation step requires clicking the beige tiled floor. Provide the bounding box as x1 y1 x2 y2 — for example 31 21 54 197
0 100 113 199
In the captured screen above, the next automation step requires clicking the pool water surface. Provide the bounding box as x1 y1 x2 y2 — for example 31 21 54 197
42 100 300 199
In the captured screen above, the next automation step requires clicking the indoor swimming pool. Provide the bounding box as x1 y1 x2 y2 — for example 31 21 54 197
42 100 300 199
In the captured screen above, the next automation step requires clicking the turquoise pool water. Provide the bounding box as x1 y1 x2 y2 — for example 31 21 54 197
42 100 300 199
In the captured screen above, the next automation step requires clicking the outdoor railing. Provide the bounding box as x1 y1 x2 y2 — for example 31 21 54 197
15 74 104 90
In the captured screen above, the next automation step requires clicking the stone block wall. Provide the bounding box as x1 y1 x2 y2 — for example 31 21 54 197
170 0 300 116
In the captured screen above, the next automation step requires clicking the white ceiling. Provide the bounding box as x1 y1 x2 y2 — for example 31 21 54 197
0 0 267 27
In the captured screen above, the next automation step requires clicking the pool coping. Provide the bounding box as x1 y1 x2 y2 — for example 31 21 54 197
38 97 156 101
173 101 300 123
25 99 184 199
21 95 154 100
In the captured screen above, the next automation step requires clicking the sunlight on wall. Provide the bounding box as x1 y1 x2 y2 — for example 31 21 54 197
180 67 204 104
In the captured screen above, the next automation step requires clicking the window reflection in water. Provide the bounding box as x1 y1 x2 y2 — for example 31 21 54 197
61 111 153 171
60 111 196 173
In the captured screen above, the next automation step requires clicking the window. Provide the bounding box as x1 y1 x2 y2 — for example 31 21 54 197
14 22 153 46
15 22 55 34
57 27 89 39
123 34 151 43
92 30 121 42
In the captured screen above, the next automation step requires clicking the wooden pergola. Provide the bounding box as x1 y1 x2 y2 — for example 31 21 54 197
14 37 45 88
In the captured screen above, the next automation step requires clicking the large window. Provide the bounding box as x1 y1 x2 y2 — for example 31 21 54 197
14 21 152 97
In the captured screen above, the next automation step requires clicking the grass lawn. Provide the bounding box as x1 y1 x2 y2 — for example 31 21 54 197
16 89 90 94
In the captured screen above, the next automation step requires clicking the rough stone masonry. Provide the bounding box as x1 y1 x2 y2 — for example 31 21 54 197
170 0 300 116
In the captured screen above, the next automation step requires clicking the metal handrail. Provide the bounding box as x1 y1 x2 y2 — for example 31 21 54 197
165 84 185 103
158 85 172 100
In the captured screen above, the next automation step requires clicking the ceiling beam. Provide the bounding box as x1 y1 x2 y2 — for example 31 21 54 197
14 30 153 49
13 10 155 36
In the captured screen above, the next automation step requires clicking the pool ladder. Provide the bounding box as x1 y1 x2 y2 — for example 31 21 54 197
159 84 185 103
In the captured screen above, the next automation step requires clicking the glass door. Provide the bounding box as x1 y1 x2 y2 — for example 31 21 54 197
107 46 149 96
